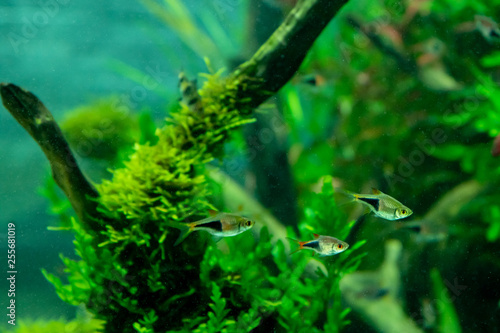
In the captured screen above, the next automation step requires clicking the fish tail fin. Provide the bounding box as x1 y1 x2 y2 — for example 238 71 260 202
335 188 358 206
169 222 195 246
286 237 304 255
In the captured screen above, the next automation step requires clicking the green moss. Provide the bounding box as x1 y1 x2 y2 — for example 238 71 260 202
60 98 140 162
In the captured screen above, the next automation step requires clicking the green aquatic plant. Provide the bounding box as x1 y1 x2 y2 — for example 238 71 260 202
60 97 140 162
41 84 364 332
41 69 257 332
430 268 462 333
272 0 500 331
1 2 354 332
198 178 365 332
0 317 104 333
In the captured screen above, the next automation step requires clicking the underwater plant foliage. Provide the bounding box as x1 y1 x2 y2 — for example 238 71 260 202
197 178 365 333
277 0 500 331
38 67 365 332
0 317 105 333
60 98 140 163
41 70 263 332
7 0 500 332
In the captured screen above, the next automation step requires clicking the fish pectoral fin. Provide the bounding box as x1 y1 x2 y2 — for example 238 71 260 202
211 235 223 243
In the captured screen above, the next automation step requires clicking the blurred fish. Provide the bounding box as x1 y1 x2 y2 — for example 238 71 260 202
396 219 447 243
287 233 349 256
418 62 462 91
301 73 327 87
340 188 413 220
475 15 500 43
354 287 390 300
421 297 437 329
169 211 254 246
492 134 500 157
178 71 203 113
412 38 446 66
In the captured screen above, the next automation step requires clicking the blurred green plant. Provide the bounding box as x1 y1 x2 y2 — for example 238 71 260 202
60 97 140 163
271 0 500 331
430 268 462 333
140 0 247 69
17 0 500 331
198 177 365 332
0 317 104 333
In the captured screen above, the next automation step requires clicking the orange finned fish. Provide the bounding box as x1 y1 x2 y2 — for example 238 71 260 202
169 212 254 246
287 234 349 256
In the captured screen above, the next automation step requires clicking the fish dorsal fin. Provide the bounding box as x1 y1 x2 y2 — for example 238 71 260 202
313 233 320 239
372 188 382 195
208 209 218 217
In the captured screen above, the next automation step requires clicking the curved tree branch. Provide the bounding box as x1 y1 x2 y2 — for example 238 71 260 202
0 83 100 230
231 0 349 108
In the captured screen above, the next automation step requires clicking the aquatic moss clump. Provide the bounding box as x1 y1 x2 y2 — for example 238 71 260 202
43 71 258 332
60 98 139 162
97 71 257 224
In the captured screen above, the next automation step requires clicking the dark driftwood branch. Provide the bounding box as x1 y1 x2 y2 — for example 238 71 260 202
243 1 298 227
0 83 99 229
231 0 349 108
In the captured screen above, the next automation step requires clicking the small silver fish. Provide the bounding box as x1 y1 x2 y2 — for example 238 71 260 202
169 211 254 246
287 233 349 256
342 188 413 220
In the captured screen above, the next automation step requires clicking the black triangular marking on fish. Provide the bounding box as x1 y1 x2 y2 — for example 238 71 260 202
358 197 380 211
303 240 320 250
491 29 500 39
406 225 422 233
194 220 222 232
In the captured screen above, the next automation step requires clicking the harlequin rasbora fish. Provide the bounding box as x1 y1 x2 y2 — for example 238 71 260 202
287 234 349 256
169 211 254 246
340 188 413 221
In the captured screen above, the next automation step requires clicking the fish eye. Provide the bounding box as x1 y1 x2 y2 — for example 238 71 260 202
401 209 407 215
338 244 343 249
245 220 253 227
